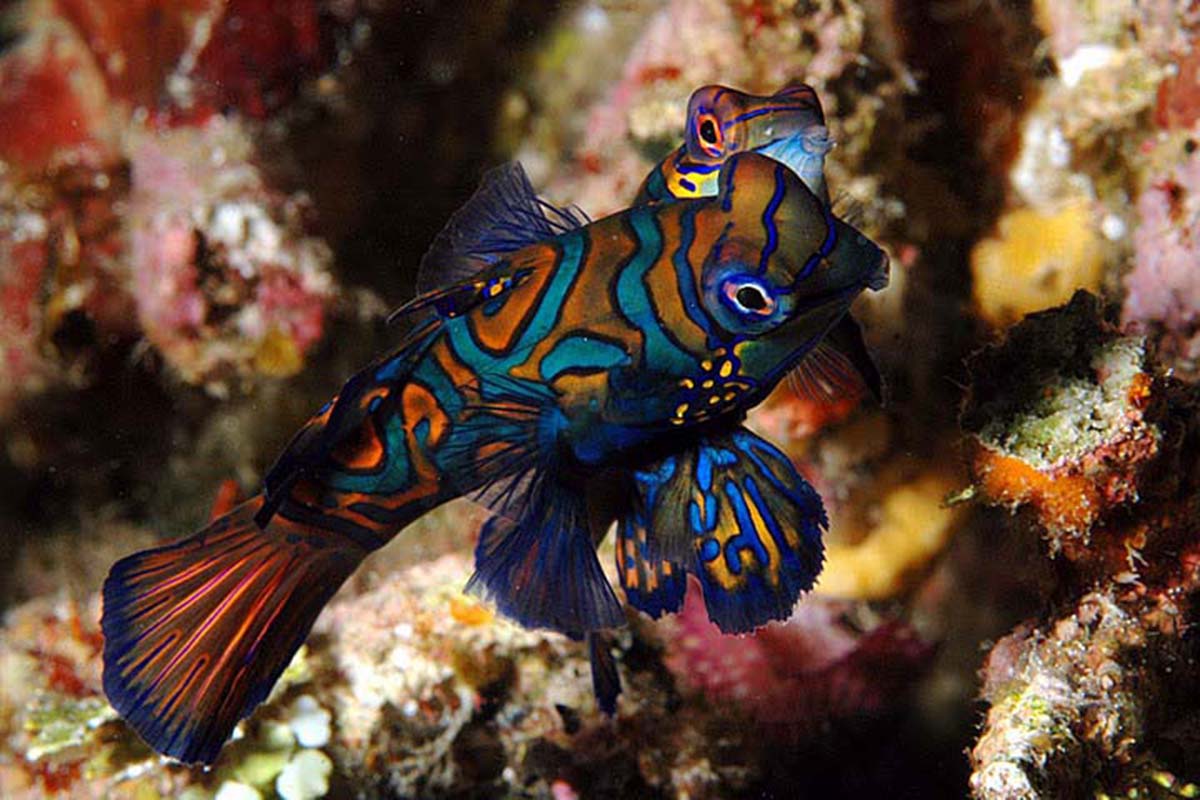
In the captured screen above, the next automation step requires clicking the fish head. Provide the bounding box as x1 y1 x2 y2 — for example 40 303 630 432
684 83 827 166
698 152 888 389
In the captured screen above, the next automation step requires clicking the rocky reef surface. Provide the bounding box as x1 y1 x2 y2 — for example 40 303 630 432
1 1 1198 798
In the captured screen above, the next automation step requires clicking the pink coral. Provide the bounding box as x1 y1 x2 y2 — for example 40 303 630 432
0 201 51 415
1122 143 1200 376
126 122 333 386
662 582 932 736
0 0 347 408
0 13 117 174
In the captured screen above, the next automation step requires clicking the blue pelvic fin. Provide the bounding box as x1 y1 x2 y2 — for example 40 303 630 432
588 631 621 716
464 466 624 638
614 467 688 620
626 428 826 634
416 160 589 296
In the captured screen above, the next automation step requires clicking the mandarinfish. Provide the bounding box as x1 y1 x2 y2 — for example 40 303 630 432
101 151 888 764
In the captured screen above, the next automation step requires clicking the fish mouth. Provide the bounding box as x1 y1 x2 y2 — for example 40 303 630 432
754 129 832 179
789 280 868 316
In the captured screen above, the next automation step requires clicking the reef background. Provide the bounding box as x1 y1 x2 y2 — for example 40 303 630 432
1 1 1198 798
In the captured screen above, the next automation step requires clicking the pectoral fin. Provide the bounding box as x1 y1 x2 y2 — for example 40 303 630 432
788 314 883 406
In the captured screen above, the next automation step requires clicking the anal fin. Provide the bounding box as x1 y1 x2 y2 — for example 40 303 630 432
465 470 623 638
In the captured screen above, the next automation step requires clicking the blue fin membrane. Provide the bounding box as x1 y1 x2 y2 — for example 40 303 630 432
415 161 588 297
757 127 833 205
622 427 826 634
615 460 688 619
464 467 624 638
102 499 367 764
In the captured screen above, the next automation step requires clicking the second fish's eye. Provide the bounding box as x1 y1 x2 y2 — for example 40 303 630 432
700 118 719 144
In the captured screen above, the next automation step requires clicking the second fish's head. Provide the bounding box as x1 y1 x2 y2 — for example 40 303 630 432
697 153 888 391
685 83 826 164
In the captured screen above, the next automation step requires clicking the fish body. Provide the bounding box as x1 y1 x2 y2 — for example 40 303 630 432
102 152 886 764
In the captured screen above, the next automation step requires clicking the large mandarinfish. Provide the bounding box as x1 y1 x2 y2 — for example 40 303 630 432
101 150 888 765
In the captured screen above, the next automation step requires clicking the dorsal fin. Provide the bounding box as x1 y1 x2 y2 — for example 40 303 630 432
416 161 589 296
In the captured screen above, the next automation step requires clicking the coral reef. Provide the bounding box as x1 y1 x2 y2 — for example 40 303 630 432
660 586 934 735
0 0 346 414
964 293 1200 799
963 292 1159 542
2 0 1199 798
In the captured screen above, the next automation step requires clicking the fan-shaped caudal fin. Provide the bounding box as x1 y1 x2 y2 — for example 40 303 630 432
101 498 368 765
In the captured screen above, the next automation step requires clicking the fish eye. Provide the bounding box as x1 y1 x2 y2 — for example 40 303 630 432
736 284 769 311
694 112 724 155
723 278 776 317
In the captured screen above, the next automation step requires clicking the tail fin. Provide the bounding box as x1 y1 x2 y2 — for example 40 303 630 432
101 499 367 764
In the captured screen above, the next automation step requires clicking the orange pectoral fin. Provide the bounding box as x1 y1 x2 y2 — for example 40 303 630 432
101 498 366 764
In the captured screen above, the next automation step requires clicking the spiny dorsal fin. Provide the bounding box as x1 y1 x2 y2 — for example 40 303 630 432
416 161 589 296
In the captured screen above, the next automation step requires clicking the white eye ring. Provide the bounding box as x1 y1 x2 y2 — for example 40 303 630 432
723 280 776 316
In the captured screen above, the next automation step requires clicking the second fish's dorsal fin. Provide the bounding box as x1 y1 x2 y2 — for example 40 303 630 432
416 161 589 296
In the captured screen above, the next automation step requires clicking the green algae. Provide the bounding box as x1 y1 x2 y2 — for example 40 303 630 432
24 695 116 760
977 336 1147 469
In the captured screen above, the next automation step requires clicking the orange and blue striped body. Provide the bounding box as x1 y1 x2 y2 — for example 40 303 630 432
102 152 888 764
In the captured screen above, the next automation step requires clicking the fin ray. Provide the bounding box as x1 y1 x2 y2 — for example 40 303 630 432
623 428 826 633
416 161 588 297
103 499 367 764
465 469 623 637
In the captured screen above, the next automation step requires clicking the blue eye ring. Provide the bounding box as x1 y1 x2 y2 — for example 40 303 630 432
721 277 776 317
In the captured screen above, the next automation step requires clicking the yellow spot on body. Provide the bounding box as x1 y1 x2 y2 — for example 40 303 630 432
708 395 720 405
724 391 737 402
719 360 734 378
702 379 714 389
700 359 713 371
681 378 695 389
671 418 685 425
675 403 690 417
